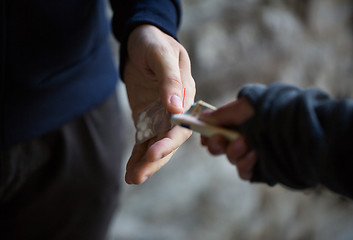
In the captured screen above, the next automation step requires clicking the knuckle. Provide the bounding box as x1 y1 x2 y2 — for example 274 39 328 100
166 75 182 87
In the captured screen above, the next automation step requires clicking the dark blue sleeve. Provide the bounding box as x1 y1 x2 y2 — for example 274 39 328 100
238 82 353 199
109 0 182 79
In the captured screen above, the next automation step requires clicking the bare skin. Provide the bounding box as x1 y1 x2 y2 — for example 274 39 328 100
124 24 196 184
200 97 257 180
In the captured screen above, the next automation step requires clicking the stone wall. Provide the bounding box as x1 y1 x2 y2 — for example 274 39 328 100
108 0 353 239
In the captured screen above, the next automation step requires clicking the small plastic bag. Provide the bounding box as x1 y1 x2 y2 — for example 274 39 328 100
135 99 173 144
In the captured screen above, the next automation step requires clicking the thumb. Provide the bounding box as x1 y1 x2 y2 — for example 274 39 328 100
150 48 184 114
201 98 255 127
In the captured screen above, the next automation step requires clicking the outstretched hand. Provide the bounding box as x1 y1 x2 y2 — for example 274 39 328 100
200 97 257 180
124 25 195 184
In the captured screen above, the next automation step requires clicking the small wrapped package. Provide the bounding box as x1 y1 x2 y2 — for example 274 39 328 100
135 100 173 144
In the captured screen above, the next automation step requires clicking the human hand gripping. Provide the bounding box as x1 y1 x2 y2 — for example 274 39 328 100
123 25 195 184
200 97 257 180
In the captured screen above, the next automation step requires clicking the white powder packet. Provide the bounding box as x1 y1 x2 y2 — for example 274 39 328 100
135 99 173 144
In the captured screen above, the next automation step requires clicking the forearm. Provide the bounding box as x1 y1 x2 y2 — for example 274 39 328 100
239 83 353 198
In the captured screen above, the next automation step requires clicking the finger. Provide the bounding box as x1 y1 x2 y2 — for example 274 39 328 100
145 133 186 161
226 137 250 165
125 130 189 184
125 149 176 185
127 143 177 184
125 126 192 184
149 124 192 159
179 46 195 111
125 143 149 184
235 150 257 180
150 44 184 114
206 134 228 155
200 135 209 146
201 97 254 126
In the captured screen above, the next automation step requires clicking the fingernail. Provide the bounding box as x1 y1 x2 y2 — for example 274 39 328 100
169 95 182 110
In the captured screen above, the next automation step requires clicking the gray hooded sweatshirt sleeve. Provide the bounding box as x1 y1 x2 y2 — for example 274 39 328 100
238 83 353 199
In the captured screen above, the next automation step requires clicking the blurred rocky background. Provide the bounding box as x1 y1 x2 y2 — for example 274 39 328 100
108 0 353 239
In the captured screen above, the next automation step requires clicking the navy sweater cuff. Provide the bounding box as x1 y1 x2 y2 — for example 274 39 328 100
110 0 181 80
